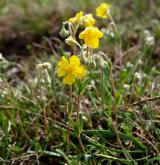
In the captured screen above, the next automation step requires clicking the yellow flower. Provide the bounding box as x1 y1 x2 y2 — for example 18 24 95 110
69 11 83 24
83 14 96 27
96 3 110 19
79 27 103 49
57 55 86 85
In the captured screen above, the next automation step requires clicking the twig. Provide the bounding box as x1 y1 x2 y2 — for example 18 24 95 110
133 132 160 155
128 96 160 108
43 37 59 57
5 153 39 164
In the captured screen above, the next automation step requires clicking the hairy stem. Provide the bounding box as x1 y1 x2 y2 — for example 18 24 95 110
76 93 86 153
67 85 72 154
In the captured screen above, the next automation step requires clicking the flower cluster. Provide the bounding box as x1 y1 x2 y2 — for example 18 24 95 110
57 3 111 85
68 11 102 49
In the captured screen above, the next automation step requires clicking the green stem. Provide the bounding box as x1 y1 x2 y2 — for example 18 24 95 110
76 93 80 127
68 85 72 117
109 62 119 145
76 93 86 153
110 63 116 100
108 12 118 33
67 85 72 154
100 67 104 110
77 135 86 154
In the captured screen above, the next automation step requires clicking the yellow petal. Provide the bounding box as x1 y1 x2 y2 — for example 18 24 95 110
57 56 69 77
83 14 96 27
69 55 80 67
74 66 86 79
79 27 103 49
94 28 103 38
79 31 85 39
69 17 75 23
57 66 66 77
58 56 69 67
84 37 99 49
69 11 83 24
63 74 74 85
79 27 103 39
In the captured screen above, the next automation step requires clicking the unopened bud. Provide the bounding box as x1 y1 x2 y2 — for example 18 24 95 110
36 62 51 69
87 55 93 64
99 57 108 69
90 61 96 69
59 28 69 38
65 36 76 46
94 54 100 62
87 55 96 68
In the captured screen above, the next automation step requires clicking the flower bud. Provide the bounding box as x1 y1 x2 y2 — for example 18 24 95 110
94 54 100 62
89 61 96 69
59 27 69 38
85 55 90 63
86 55 96 68
65 36 76 46
99 57 108 69
36 62 51 69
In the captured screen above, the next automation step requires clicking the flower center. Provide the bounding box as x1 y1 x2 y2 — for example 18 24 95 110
66 65 75 73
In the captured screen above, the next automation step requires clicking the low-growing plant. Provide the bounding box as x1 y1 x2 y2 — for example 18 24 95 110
0 1 160 164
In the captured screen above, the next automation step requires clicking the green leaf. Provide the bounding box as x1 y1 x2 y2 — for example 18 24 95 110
79 114 83 134
77 78 90 95
83 130 147 149
56 149 69 162
69 118 79 137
